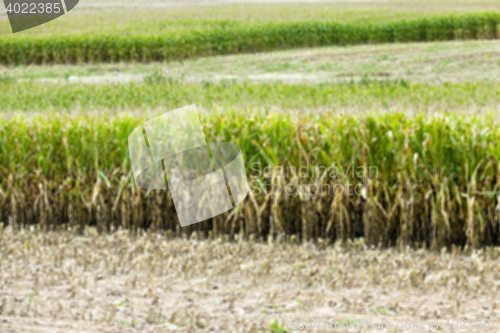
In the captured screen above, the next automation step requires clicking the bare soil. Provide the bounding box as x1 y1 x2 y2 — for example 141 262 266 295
0 229 499 332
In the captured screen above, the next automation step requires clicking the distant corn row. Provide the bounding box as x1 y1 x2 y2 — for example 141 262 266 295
0 13 499 64
1 111 500 248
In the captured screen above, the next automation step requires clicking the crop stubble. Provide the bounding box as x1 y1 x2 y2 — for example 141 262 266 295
0 229 499 332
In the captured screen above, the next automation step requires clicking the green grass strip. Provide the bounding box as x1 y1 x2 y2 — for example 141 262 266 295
0 79 499 112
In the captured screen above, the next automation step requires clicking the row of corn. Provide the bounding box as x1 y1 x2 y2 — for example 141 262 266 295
0 13 498 64
0 111 499 248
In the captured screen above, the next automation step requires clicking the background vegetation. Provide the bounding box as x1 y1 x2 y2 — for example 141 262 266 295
1 111 500 248
0 13 499 64
0 0 499 249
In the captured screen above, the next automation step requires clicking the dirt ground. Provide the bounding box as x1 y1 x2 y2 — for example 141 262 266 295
0 228 499 332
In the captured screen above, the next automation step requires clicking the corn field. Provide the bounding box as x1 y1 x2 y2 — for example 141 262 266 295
0 13 499 65
0 111 499 248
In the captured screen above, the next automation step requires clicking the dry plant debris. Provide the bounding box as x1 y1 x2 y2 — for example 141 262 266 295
0 228 499 332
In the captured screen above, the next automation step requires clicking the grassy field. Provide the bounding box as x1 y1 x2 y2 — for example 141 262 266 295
1 40 500 114
2 79 500 113
2 0 500 35
0 229 498 332
1 40 499 84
